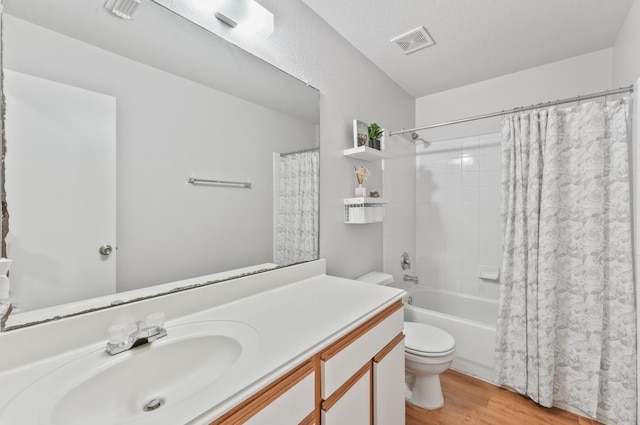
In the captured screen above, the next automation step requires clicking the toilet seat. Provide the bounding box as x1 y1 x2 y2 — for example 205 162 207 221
404 322 455 356
405 346 455 357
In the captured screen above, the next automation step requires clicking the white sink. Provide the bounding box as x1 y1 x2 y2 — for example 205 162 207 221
0 320 259 425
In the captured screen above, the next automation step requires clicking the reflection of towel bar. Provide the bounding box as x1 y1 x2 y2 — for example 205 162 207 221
187 177 252 188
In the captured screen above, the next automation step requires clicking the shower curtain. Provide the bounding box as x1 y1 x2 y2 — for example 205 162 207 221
274 150 319 265
495 99 636 424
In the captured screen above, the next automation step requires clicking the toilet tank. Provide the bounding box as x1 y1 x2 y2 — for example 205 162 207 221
356 271 394 286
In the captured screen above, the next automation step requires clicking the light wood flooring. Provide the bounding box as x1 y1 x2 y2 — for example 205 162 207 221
406 370 602 425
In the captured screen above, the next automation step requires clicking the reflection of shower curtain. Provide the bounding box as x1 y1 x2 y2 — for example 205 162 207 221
275 150 319 265
495 100 636 424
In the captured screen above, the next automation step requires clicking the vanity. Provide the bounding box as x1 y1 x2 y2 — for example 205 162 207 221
0 260 406 424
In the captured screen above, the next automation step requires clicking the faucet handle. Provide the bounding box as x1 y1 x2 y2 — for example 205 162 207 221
108 323 130 345
146 312 165 328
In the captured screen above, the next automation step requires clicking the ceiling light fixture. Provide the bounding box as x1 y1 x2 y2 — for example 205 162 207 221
214 0 274 37
104 0 143 20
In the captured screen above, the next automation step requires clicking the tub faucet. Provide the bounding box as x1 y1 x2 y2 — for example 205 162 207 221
106 313 167 355
403 274 419 284
401 252 411 270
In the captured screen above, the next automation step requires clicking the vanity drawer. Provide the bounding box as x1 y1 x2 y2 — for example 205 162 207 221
211 360 315 425
320 302 403 399
321 365 371 425
245 372 315 425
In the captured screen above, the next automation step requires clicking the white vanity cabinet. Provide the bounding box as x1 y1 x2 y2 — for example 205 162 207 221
209 300 404 425
319 300 404 425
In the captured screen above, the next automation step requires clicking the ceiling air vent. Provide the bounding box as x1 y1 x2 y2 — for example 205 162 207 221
391 26 434 55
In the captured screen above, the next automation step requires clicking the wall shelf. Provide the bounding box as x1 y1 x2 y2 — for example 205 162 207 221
343 146 388 162
344 197 386 224
344 197 386 205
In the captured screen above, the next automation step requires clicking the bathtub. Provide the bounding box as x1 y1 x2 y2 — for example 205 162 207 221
404 287 498 383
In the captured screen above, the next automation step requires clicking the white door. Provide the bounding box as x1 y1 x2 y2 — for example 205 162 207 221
4 69 117 312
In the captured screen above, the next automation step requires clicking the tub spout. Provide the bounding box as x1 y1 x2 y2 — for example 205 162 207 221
404 274 419 284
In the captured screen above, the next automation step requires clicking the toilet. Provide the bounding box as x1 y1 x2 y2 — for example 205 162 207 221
356 271 456 410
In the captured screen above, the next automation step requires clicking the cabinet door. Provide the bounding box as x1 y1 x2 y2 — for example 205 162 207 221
321 368 370 425
373 335 405 425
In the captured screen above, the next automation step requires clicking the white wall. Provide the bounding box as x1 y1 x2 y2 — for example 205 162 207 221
4 15 317 291
613 0 640 86
415 49 613 142
201 0 416 279
609 0 640 407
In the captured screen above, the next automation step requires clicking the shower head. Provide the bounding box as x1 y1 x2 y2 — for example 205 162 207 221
409 131 430 148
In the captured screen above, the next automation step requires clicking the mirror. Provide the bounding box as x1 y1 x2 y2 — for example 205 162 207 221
1 0 320 329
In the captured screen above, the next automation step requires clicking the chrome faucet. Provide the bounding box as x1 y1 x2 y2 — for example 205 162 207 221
106 313 167 355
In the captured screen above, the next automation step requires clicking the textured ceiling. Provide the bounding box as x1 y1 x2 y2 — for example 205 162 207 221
301 0 634 97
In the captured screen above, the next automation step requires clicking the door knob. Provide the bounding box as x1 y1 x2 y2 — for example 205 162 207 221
99 245 113 256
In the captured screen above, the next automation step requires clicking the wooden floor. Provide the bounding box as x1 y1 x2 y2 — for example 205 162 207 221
406 370 602 425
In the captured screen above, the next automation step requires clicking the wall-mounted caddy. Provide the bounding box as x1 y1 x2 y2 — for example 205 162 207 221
344 197 386 224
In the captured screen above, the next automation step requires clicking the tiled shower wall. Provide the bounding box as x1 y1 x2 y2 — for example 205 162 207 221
382 137 417 286
415 133 502 300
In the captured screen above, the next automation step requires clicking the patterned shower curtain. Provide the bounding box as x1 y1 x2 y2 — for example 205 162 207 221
275 149 319 265
495 99 636 424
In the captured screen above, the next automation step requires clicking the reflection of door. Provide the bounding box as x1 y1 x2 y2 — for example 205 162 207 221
4 69 116 313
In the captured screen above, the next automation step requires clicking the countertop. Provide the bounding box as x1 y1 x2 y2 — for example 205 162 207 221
0 270 404 425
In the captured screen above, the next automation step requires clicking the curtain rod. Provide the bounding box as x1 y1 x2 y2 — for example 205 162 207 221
389 85 635 136
280 147 319 157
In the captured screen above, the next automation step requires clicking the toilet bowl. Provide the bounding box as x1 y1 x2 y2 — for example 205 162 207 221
404 322 455 409
355 271 456 410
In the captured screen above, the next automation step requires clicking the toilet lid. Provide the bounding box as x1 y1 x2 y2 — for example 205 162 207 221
404 322 455 354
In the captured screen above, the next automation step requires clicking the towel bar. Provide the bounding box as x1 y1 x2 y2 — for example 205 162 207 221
187 177 252 188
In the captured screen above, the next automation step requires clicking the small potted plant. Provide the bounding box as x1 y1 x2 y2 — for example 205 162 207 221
368 123 383 150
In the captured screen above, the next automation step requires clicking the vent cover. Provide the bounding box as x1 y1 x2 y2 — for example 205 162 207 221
391 26 435 55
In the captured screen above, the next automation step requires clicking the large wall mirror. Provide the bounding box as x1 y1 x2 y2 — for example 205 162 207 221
1 0 320 330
